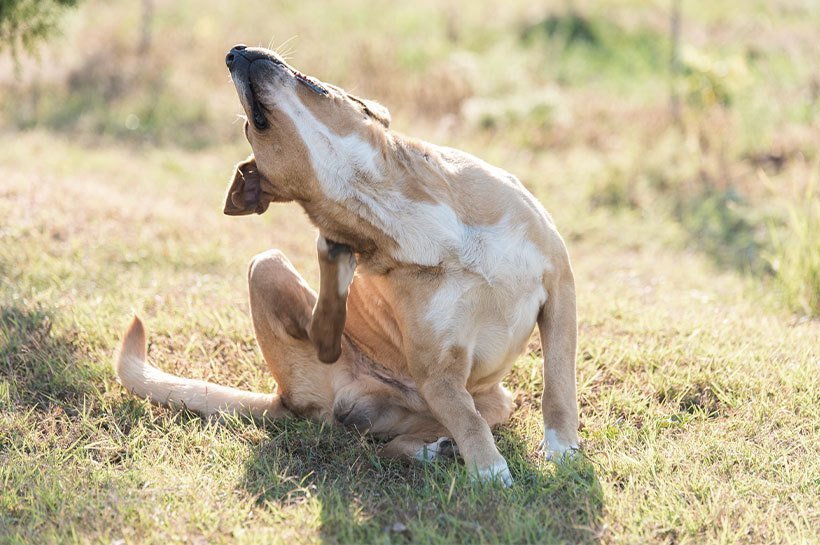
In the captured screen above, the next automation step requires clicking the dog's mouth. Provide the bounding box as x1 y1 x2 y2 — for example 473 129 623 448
246 63 272 130
226 45 329 130
227 49 275 130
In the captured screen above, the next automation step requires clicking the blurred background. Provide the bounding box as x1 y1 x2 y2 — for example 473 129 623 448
1 0 817 315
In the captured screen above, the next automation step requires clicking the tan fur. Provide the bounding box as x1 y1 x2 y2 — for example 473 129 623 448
115 47 580 485
307 235 355 363
115 316 287 419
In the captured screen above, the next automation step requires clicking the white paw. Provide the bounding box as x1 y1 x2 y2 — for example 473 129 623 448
414 437 458 462
473 458 513 487
541 429 580 462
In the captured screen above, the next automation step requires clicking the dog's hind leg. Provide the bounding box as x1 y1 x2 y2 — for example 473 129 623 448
381 434 459 462
114 248 356 423
473 384 514 428
374 412 452 461
248 249 354 422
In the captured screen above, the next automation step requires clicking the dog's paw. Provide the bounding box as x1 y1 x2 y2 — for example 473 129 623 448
472 457 513 487
540 429 580 462
414 437 458 462
316 236 356 296
326 240 355 261
317 236 354 262
335 249 356 295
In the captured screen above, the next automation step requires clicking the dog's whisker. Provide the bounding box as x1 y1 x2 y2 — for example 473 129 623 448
274 35 298 60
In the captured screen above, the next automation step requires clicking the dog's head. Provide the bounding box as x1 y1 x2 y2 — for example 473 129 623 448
223 45 391 216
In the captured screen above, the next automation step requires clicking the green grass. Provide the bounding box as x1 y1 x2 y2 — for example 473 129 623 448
1 132 817 544
765 169 820 316
1 0 819 543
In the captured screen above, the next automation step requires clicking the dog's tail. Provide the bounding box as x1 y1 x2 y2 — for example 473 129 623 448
114 315 288 419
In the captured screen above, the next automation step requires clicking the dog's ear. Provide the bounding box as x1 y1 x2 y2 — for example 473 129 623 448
349 95 391 128
223 156 272 216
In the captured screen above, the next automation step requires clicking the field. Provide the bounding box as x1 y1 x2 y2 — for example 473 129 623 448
1 0 818 543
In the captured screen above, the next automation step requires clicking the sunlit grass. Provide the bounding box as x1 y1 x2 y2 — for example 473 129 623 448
766 165 820 316
1 0 819 542
1 130 817 544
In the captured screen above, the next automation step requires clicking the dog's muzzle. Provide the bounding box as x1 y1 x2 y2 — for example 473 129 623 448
224 43 247 70
226 45 284 130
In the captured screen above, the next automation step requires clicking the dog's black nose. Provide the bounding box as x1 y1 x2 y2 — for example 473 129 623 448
225 44 248 69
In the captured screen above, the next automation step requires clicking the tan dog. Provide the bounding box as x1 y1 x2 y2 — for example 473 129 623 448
115 45 579 485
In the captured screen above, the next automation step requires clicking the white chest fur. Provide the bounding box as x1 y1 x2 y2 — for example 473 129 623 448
424 243 548 384
417 207 550 388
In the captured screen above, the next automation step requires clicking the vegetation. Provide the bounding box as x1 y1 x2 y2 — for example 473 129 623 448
0 0 79 55
0 0 817 543
766 171 820 317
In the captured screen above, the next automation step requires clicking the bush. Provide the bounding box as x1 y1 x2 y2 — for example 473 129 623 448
0 0 79 55
680 46 748 108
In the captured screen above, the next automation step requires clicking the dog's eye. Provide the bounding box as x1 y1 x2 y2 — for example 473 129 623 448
294 72 329 96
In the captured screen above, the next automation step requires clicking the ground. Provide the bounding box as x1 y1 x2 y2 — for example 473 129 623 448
0 1 818 544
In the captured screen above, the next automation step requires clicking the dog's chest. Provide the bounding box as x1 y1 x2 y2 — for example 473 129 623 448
421 223 550 382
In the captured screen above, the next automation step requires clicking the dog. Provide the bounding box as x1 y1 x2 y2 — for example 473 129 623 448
115 45 580 486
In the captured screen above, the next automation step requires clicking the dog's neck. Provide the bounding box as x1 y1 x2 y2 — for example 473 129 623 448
299 196 387 261
297 131 434 270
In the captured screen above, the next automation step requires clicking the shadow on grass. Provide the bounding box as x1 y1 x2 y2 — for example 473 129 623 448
240 419 604 544
675 187 770 275
0 303 604 542
0 304 103 409
0 304 197 450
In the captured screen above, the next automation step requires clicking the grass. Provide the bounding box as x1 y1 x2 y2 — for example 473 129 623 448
1 0 819 543
765 167 820 316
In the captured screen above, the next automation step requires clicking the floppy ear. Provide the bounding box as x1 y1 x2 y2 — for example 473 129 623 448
223 156 272 216
349 95 391 128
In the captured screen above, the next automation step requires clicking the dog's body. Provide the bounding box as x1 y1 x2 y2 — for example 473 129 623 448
116 46 579 485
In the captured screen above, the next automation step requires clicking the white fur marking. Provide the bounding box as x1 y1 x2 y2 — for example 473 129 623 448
337 252 356 296
274 90 382 201
273 86 548 277
414 437 455 462
542 429 579 462
316 235 328 254
421 211 549 379
474 458 513 487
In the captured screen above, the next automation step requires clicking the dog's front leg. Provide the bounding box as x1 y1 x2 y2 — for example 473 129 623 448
411 347 513 486
308 235 356 363
538 275 580 459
